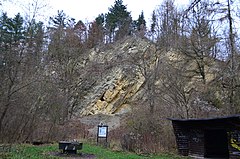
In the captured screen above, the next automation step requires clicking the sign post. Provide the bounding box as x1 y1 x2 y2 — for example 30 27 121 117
97 123 108 146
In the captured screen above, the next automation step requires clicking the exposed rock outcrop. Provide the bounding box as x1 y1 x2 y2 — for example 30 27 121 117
75 37 153 116
73 36 220 117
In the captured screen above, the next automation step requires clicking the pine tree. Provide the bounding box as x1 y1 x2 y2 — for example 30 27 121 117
0 13 25 44
136 11 146 31
150 11 156 40
49 10 68 29
105 0 132 42
136 11 146 37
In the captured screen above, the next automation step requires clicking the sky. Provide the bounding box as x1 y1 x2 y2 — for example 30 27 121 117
1 0 190 26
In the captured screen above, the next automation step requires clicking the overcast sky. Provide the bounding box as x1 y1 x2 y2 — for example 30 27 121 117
1 0 189 26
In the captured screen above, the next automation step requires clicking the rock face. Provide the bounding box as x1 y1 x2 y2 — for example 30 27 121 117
76 37 152 116
73 36 219 117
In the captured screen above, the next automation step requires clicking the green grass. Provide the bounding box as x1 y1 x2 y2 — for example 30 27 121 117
82 144 186 159
1 144 58 159
1 143 189 159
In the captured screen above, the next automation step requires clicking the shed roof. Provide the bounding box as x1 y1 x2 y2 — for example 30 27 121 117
168 115 240 130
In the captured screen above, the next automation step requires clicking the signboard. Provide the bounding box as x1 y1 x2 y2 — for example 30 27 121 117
98 126 107 137
97 124 108 146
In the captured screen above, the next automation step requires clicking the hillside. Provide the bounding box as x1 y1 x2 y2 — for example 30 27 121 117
0 35 227 151
44 36 223 150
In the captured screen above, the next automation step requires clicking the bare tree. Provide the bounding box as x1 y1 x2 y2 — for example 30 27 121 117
184 0 240 113
179 0 218 84
0 12 47 142
154 0 181 50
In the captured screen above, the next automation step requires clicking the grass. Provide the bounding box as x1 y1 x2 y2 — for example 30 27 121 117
1 144 57 159
0 143 189 159
82 144 186 159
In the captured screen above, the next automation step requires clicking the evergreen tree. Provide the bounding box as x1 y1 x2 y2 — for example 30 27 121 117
11 13 25 42
48 10 72 63
135 11 146 37
26 20 44 51
0 13 10 44
49 10 68 29
105 0 132 42
150 11 156 40
96 13 104 26
0 13 25 44
136 11 146 31
0 13 30 135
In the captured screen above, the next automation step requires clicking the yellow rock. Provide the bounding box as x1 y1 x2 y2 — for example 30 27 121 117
96 100 108 110
104 89 120 103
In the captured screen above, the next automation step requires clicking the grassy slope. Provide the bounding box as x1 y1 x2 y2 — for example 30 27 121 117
1 143 189 159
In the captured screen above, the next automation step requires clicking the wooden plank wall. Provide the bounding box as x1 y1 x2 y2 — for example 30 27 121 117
188 129 204 158
172 122 189 156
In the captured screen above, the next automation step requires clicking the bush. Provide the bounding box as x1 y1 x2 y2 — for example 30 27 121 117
120 105 176 154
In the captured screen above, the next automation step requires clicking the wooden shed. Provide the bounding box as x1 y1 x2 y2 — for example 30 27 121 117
169 115 240 159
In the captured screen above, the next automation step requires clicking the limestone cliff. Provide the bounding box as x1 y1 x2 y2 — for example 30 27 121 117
73 36 219 117
74 37 153 116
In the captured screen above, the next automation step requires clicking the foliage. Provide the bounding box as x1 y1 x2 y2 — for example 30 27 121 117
49 10 68 28
0 12 25 44
132 11 146 37
105 0 132 42
150 10 156 40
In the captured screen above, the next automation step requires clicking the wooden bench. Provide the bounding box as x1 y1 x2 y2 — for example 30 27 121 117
59 141 82 154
